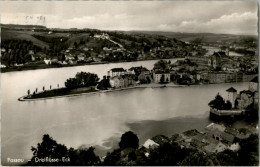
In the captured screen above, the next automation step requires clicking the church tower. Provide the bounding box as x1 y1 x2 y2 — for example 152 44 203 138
226 87 237 108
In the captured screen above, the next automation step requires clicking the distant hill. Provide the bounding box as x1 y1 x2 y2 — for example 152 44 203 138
120 30 257 44
1 24 46 29
1 24 257 50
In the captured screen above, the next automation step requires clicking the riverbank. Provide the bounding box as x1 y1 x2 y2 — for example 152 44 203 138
18 83 187 101
18 81 249 101
1 57 184 73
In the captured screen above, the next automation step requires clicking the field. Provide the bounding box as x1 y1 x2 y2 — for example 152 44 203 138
1 29 50 48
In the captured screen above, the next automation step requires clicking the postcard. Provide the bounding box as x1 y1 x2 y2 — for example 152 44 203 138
0 0 258 166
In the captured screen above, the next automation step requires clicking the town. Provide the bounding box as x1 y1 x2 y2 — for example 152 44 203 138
20 49 259 101
27 122 259 166
1 24 258 78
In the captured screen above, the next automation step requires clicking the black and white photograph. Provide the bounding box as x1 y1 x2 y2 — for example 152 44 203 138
0 0 259 166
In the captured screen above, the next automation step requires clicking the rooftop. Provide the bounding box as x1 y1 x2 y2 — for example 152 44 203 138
226 87 237 92
183 129 200 137
250 76 258 83
110 68 126 72
240 90 254 95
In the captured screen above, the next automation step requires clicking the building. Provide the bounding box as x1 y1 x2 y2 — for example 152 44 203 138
236 90 254 109
68 60 77 65
243 74 258 82
205 123 226 132
203 142 227 153
186 56 209 67
153 71 170 83
1 64 7 68
187 51 228 69
107 68 127 77
138 70 152 82
208 51 227 69
207 72 237 83
44 59 52 65
65 54 75 61
28 50 35 55
77 54 86 61
109 75 133 88
226 87 237 108
249 76 258 92
1 48 6 53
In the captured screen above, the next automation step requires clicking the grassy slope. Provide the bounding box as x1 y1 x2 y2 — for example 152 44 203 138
66 33 90 47
1 29 50 48
1 28 113 53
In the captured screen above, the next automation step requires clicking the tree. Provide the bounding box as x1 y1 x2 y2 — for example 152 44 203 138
28 134 68 165
65 72 99 89
216 150 239 166
238 134 259 166
65 78 78 89
68 147 101 166
179 152 219 166
43 86 45 91
28 134 101 166
103 149 121 165
190 38 203 45
97 75 110 90
224 100 232 110
148 142 185 165
153 60 169 71
119 131 139 150
208 93 225 110
28 89 30 95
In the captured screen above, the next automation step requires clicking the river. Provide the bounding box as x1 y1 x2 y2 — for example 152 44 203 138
203 46 244 57
1 58 249 165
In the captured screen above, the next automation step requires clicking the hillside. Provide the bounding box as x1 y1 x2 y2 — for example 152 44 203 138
1 29 50 48
121 31 257 44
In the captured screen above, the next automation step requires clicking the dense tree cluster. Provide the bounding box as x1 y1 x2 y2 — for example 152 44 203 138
27 134 100 166
65 72 99 89
1 40 41 66
153 60 171 71
119 131 139 150
28 131 258 166
33 35 69 58
97 76 110 90
208 93 232 110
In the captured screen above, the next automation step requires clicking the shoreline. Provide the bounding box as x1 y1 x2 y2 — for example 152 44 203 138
18 83 188 101
1 57 184 74
17 82 246 102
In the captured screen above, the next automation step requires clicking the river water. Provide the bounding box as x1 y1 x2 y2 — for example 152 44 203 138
203 46 243 57
1 58 249 165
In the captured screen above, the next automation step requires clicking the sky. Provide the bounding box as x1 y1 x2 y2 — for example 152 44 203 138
0 1 258 35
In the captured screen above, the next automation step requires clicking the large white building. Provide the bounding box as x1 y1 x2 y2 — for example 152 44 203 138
107 68 127 77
